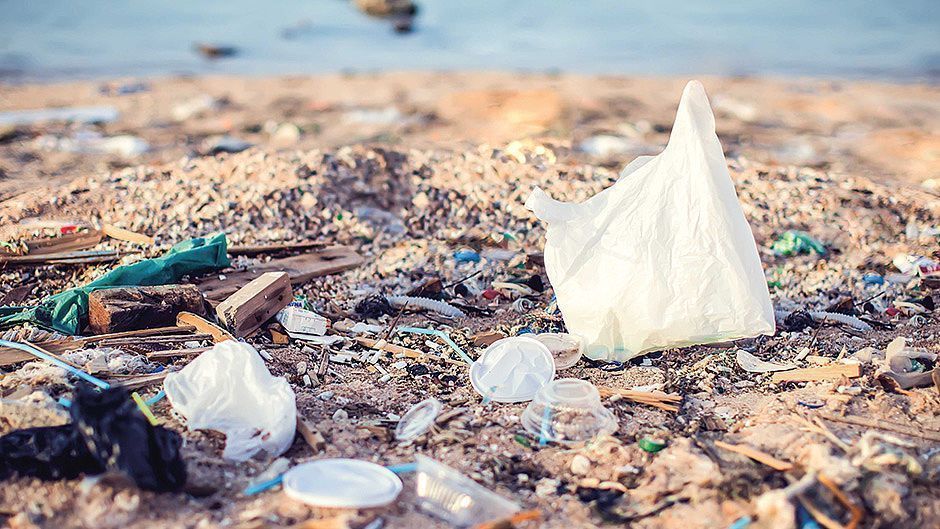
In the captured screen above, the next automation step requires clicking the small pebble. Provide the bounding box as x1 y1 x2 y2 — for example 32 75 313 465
570 454 591 475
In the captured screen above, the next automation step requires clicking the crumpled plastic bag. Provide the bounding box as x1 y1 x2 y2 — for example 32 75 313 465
164 340 296 461
0 384 186 491
0 232 230 335
526 81 774 361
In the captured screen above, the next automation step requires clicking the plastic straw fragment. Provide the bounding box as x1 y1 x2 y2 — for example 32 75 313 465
145 389 166 406
243 474 283 496
131 391 160 426
385 462 417 474
0 339 110 389
396 326 473 365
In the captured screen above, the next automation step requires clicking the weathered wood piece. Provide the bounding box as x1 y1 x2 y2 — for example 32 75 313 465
87 284 207 334
215 272 292 337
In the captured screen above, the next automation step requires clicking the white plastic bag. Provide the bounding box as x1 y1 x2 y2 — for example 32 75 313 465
526 81 774 362
164 341 296 461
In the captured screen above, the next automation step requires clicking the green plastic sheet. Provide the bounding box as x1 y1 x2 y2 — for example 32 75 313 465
771 230 827 257
0 233 229 335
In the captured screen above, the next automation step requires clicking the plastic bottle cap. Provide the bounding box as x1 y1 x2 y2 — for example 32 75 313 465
395 398 443 441
470 336 555 403
282 459 403 508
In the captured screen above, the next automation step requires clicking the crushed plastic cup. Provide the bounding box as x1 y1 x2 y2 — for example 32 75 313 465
521 378 617 445
395 397 443 441
415 455 519 527
533 333 583 369
470 337 555 403
283 458 402 508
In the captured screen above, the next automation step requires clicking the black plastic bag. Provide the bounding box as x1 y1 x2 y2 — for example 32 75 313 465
0 385 186 491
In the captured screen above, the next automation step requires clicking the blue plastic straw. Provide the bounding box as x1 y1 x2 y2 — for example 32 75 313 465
243 474 283 496
145 389 166 406
0 340 110 389
385 462 417 475
396 326 473 365
58 397 72 408
728 517 752 529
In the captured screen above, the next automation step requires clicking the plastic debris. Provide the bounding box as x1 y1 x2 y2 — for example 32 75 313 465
521 378 617 445
470 336 555 403
387 295 466 318
638 437 667 453
735 349 795 373
396 326 473 364
772 230 827 256
283 459 402 508
277 306 328 337
453 249 481 263
415 455 519 527
808 311 872 332
526 81 775 361
0 385 185 491
395 397 443 441
164 341 296 461
533 333 583 369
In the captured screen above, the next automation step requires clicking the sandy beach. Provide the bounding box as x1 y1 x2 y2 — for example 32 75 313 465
0 71 938 529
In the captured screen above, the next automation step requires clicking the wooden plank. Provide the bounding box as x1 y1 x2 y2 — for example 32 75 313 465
713 440 794 471
102 224 155 245
0 326 196 366
87 284 206 334
227 240 326 257
771 363 860 383
176 311 234 343
215 272 292 337
146 347 212 360
197 246 363 301
0 250 129 266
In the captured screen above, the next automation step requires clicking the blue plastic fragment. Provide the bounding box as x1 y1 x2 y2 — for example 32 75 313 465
243 475 283 496
862 273 884 286
58 397 72 408
386 462 417 475
396 326 473 365
517 327 533 335
796 504 823 529
0 339 110 390
728 516 752 529
146 389 166 406
453 249 481 263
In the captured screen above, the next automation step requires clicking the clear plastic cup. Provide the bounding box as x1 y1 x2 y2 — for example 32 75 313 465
395 397 443 441
415 455 519 527
521 378 617 445
533 333 583 369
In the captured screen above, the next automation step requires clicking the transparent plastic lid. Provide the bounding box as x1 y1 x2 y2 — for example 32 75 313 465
533 333 583 370
469 336 555 403
395 397 443 441
521 378 617 445
415 455 519 527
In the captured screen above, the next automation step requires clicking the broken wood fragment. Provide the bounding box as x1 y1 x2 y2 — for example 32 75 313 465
227 240 326 256
102 224 155 245
771 363 860 383
713 440 794 471
296 415 326 453
197 246 363 301
596 386 682 412
0 326 196 366
88 284 206 334
146 347 212 360
0 250 131 266
216 271 292 338
176 312 233 343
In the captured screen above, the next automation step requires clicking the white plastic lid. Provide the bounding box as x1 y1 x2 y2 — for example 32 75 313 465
282 459 403 508
395 397 443 441
533 333 583 370
470 336 556 403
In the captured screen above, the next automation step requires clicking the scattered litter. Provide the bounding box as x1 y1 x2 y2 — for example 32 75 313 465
35 131 149 157
277 305 329 337
735 349 795 373
203 135 252 155
171 95 220 122
0 385 185 491
771 363 861 383
521 378 617 445
532 332 583 370
396 326 473 364
415 455 519 527
638 437 667 453
395 397 443 441
283 459 402 508
470 336 555 403
772 230 827 256
163 341 296 460
526 81 775 361
387 295 466 318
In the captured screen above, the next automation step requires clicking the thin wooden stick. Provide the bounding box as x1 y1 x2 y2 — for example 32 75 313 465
713 440 794 471
818 412 940 442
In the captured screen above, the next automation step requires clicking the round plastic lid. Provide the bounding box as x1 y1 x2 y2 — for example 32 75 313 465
395 397 443 441
470 336 556 403
533 333 583 370
282 459 403 508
